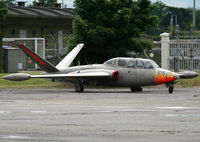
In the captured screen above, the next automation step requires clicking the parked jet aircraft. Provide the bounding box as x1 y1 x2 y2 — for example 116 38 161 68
2 43 199 93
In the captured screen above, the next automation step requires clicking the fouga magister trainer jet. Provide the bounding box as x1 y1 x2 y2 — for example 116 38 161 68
2 43 199 93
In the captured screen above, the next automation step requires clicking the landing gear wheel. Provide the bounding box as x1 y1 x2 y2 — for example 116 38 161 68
75 84 84 92
75 79 84 92
166 82 174 94
131 87 142 92
168 85 174 94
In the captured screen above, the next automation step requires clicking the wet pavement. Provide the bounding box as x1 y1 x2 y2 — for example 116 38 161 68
0 88 200 142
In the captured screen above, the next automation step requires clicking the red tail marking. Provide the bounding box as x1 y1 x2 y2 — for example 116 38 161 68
19 44 46 66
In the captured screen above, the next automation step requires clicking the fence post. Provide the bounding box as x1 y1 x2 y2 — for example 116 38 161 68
160 33 170 69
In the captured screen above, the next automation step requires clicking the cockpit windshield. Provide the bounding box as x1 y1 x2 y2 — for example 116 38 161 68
104 58 117 66
150 60 160 68
104 58 159 69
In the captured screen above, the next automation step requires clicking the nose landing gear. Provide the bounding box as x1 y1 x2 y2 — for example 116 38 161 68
166 82 174 93
130 87 142 92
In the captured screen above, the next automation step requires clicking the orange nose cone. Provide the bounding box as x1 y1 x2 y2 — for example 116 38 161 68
155 74 176 84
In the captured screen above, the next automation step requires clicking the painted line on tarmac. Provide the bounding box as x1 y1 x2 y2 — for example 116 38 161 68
30 111 48 114
156 106 196 110
0 111 10 114
0 135 31 140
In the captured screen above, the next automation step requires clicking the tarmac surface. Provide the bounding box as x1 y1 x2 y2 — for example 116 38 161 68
0 88 200 142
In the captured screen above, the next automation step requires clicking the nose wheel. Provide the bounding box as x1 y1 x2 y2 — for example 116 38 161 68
166 82 174 93
130 87 142 92
168 85 174 93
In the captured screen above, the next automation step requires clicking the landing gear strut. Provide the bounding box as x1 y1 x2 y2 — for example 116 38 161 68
130 87 142 92
75 79 84 92
166 82 174 94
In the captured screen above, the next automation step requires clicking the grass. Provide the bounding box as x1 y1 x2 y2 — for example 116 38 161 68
175 72 200 87
0 72 70 89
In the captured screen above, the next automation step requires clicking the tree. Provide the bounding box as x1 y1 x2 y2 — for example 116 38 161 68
196 9 200 30
32 0 57 7
149 2 193 36
67 0 156 64
5 0 16 6
0 0 8 73
148 1 168 35
162 7 192 31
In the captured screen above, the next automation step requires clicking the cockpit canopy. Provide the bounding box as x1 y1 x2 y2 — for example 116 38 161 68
103 58 159 69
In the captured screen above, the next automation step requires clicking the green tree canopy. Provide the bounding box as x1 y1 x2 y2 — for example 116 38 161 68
0 0 7 21
149 1 194 36
67 0 156 64
33 0 57 7
0 0 8 73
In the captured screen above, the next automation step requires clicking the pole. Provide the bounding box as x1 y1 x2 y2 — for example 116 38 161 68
170 15 173 36
0 35 2 73
190 25 194 71
175 15 177 26
175 25 180 71
193 0 196 29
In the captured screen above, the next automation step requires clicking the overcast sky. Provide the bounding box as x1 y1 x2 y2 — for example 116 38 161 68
17 0 200 9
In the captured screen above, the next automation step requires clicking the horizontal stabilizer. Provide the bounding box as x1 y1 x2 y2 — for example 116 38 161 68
17 44 59 73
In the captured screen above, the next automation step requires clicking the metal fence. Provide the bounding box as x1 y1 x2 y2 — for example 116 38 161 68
3 38 45 70
169 41 200 71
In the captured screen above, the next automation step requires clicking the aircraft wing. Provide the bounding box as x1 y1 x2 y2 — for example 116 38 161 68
31 72 110 78
2 69 119 81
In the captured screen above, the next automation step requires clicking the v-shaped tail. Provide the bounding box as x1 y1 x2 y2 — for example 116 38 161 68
17 44 59 73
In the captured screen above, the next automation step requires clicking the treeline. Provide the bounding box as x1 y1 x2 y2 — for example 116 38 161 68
148 1 200 36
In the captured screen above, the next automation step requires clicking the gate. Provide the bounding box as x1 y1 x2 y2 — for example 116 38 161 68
3 38 45 70
169 41 200 71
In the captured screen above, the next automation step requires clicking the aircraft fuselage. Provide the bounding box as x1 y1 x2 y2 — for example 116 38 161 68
53 63 176 88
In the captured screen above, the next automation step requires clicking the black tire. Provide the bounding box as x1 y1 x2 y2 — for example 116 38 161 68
75 84 84 92
131 87 142 92
169 86 174 93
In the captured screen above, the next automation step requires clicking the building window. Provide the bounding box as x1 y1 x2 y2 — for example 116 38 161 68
11 29 15 36
50 30 54 36
32 30 36 37
19 30 27 38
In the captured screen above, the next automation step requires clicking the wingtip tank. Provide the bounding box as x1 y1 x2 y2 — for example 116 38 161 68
2 73 31 81
178 71 199 79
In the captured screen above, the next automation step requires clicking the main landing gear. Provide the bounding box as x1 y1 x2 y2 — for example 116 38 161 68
130 87 142 92
75 79 84 92
166 82 174 94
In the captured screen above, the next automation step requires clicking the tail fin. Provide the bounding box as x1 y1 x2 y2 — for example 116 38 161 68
56 44 84 70
17 44 59 73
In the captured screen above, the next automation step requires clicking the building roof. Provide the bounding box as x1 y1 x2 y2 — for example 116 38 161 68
7 6 74 19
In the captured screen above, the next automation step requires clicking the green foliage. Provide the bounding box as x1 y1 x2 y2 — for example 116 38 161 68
4 0 15 7
0 0 7 21
32 0 57 7
162 7 192 30
175 72 200 87
149 1 195 36
67 0 156 64
0 0 8 73
196 9 200 30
